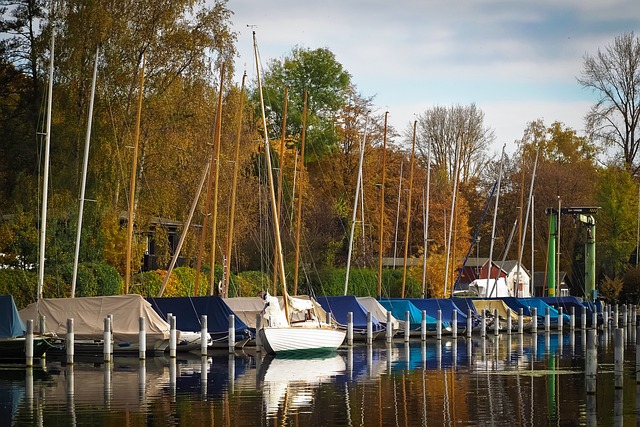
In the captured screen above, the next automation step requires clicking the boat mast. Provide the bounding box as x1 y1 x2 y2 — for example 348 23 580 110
401 121 417 298
222 72 246 293
516 145 539 297
71 46 99 298
37 6 55 301
273 86 288 292
487 144 506 291
421 134 431 298
344 112 370 295
393 161 403 268
377 112 388 299
293 91 308 296
194 64 225 296
124 52 145 295
209 65 225 296
443 138 461 297
254 32 289 319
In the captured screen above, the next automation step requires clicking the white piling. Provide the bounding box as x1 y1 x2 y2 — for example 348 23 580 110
326 311 332 326
25 319 34 367
545 307 551 332
582 306 587 330
633 305 637 326
506 309 512 335
436 310 442 340
623 305 628 327
67 318 74 365
614 304 619 329
494 309 500 336
518 308 523 334
586 328 597 394
421 310 427 342
386 310 393 343
256 314 262 351
169 314 177 358
404 311 410 342
452 310 457 338
200 315 208 356
558 307 563 333
366 312 373 345
615 328 624 389
228 314 235 354
347 312 354 346
103 317 112 363
592 312 597 332
531 307 538 334
466 309 472 338
480 311 486 337
138 317 146 360
39 314 46 335
570 306 575 331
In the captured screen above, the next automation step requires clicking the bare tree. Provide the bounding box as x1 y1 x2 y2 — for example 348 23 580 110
414 103 495 183
578 32 640 174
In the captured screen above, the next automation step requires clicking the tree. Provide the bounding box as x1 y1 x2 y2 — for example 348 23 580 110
578 32 640 174
595 165 638 279
254 46 351 159
414 103 495 184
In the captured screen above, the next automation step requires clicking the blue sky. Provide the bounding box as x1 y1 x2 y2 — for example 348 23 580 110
225 0 639 155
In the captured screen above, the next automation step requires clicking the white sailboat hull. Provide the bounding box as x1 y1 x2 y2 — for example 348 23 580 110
258 326 346 355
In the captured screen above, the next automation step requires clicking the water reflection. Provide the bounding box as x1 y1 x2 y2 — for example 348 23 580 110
2 331 640 425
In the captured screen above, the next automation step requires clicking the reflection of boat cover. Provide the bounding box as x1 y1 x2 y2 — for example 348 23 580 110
20 294 170 353
316 295 383 334
147 296 252 347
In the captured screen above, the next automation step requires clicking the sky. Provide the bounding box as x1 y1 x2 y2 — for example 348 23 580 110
224 0 639 155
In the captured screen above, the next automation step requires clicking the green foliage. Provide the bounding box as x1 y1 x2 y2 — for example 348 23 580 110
231 270 272 297
595 166 638 278
132 271 163 297
89 263 123 296
0 269 37 309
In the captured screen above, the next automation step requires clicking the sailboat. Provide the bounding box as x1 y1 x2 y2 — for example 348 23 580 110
252 31 345 355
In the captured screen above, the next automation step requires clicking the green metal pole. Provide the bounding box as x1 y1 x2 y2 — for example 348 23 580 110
584 215 596 301
547 209 557 296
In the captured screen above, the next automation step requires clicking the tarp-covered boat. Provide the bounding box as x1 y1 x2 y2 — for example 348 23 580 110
147 296 251 348
20 294 170 355
316 295 384 340
379 299 449 336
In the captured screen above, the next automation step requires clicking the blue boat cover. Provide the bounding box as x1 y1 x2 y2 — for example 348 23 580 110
0 295 26 339
147 296 250 339
405 298 468 324
379 299 440 329
520 298 570 322
316 296 382 332
451 298 481 317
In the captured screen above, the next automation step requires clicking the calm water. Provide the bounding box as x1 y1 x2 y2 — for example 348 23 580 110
2 330 640 426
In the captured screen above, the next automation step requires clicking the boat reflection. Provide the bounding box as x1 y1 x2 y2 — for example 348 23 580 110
257 353 346 417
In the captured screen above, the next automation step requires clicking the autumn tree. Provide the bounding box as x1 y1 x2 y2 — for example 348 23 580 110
579 32 640 174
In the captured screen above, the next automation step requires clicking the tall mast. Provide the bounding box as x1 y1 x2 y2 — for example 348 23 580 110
223 72 246 292
443 137 461 297
401 121 417 298
194 64 225 295
293 91 308 296
377 112 388 299
517 145 539 297
71 46 99 298
487 144 506 287
273 87 288 292
254 32 289 319
421 133 431 298
209 65 225 296
37 7 55 301
344 112 370 295
125 51 145 295
393 162 403 268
